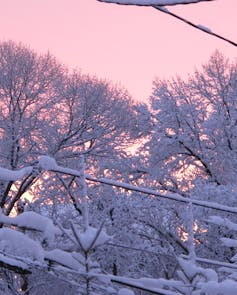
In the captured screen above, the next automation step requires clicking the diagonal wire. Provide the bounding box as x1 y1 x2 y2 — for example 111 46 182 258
154 6 237 47
97 0 236 47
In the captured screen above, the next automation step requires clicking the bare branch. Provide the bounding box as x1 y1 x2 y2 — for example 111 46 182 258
155 6 237 47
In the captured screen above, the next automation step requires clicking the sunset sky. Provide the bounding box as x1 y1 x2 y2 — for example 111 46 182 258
0 0 236 100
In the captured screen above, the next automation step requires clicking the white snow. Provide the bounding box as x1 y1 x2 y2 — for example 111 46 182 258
197 24 212 33
39 155 58 170
97 0 214 6
201 281 220 295
108 274 182 295
44 249 82 270
230 253 237 262
208 216 237 231
106 287 117 294
139 277 184 289
0 166 32 181
39 155 83 177
77 226 111 252
0 226 86 271
221 238 237 248
201 279 237 295
0 252 29 270
0 228 44 262
0 210 60 241
177 258 218 282
118 288 135 295
157 6 169 12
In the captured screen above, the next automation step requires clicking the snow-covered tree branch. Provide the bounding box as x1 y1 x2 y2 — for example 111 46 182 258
97 0 215 6
97 0 237 47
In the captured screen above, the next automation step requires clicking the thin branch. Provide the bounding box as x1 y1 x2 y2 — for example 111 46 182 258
57 175 83 215
56 221 77 245
98 0 236 47
70 221 85 251
88 221 105 251
154 6 237 47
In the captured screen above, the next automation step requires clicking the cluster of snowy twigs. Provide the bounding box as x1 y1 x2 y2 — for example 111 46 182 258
0 156 237 294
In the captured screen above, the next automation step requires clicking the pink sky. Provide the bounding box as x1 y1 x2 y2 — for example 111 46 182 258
0 0 236 100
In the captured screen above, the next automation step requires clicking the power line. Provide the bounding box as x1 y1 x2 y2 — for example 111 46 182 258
85 175 237 214
49 164 237 214
155 6 237 47
97 0 237 47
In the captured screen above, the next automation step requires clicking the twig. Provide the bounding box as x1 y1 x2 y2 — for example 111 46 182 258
154 6 237 47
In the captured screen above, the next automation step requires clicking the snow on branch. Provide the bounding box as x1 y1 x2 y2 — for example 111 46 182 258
97 0 215 6
220 238 237 248
71 224 112 252
39 155 83 177
197 24 212 33
0 249 84 287
105 274 181 295
154 6 237 47
0 166 32 181
86 175 237 215
97 0 236 47
38 156 237 215
201 280 237 295
44 249 84 271
208 216 237 232
0 251 30 274
0 228 45 262
0 227 84 272
0 209 60 241
182 254 237 271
